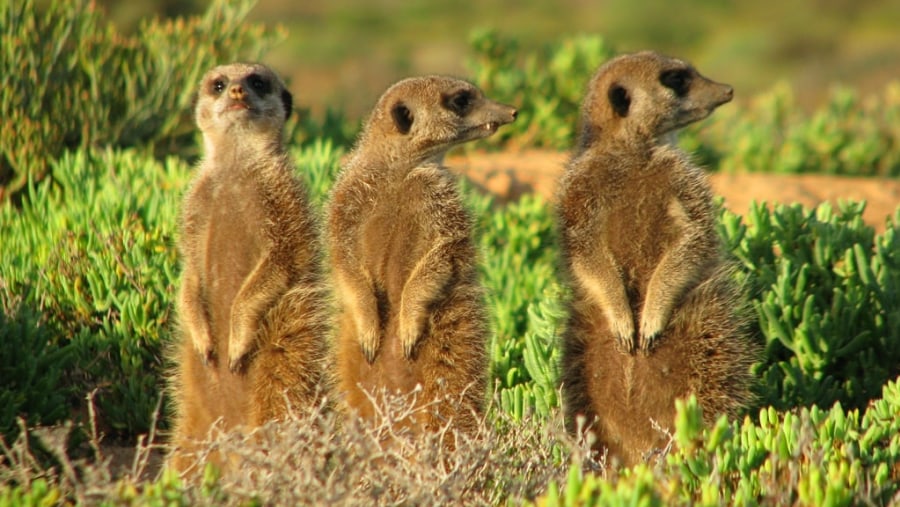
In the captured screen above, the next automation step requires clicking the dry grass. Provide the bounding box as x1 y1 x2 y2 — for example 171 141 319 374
0 390 597 505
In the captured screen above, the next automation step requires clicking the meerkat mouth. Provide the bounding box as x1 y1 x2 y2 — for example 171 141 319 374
460 121 503 140
227 102 252 112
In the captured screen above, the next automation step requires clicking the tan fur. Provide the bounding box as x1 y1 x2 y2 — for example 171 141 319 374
168 63 330 474
328 76 516 438
556 51 760 466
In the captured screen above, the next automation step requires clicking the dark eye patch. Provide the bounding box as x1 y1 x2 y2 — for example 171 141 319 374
442 89 474 115
391 102 413 134
247 73 272 95
607 84 631 117
659 68 692 97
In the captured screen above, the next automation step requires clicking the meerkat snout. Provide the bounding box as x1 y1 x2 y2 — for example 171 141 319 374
228 83 247 101
469 99 517 134
484 105 517 132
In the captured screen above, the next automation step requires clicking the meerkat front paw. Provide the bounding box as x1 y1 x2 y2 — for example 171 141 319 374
606 307 636 353
358 323 382 364
190 325 216 366
228 324 257 373
638 310 667 353
399 316 424 359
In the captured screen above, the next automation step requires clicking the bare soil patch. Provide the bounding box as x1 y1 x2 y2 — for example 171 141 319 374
448 150 900 233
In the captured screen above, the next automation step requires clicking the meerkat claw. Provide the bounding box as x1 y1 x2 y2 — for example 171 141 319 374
639 314 666 352
400 328 420 360
228 353 247 373
608 312 636 354
613 331 636 355
359 330 380 364
638 332 660 354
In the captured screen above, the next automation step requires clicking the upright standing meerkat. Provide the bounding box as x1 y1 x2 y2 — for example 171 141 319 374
169 63 330 473
328 76 517 437
556 51 759 466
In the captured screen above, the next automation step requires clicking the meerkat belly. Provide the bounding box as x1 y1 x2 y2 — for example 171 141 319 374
359 195 432 390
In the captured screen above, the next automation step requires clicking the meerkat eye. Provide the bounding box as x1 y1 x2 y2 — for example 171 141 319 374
247 74 272 95
211 78 226 94
443 90 474 115
659 69 692 97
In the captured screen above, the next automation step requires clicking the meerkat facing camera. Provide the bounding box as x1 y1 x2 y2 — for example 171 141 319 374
168 63 329 473
557 51 759 465
328 76 517 438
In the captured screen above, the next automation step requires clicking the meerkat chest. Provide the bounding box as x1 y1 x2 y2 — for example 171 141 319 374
203 179 269 298
359 178 437 291
602 170 683 276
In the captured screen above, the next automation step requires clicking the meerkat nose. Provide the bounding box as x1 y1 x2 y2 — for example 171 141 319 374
229 85 247 100
511 109 518 120
723 86 734 100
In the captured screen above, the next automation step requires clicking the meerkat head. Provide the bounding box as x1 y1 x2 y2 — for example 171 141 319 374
578 51 732 148
358 76 517 164
195 63 293 144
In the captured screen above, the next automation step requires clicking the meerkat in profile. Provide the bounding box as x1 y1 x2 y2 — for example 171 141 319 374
556 51 760 466
168 63 329 473
328 76 517 437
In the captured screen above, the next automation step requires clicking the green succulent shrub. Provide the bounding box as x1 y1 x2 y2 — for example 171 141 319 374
720 202 900 411
470 192 565 420
692 83 900 177
0 297 73 438
536 379 900 506
0 0 283 202
0 148 186 436
465 29 615 151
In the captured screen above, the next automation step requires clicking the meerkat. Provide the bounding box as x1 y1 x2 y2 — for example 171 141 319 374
556 51 760 466
327 76 517 438
168 63 330 473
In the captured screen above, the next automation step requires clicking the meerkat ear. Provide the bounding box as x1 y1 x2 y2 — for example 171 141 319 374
281 89 293 120
391 102 413 134
608 84 631 117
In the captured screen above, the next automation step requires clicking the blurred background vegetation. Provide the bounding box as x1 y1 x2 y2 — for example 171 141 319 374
94 0 900 118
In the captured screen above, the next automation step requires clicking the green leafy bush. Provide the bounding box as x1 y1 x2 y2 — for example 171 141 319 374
473 192 565 418
466 29 615 150
536 379 900 506
289 138 345 210
0 0 283 201
0 139 350 439
694 83 900 176
720 202 900 411
0 297 73 437
287 108 358 154
0 148 186 436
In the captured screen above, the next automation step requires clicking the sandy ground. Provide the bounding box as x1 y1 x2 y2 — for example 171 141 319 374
448 150 900 233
